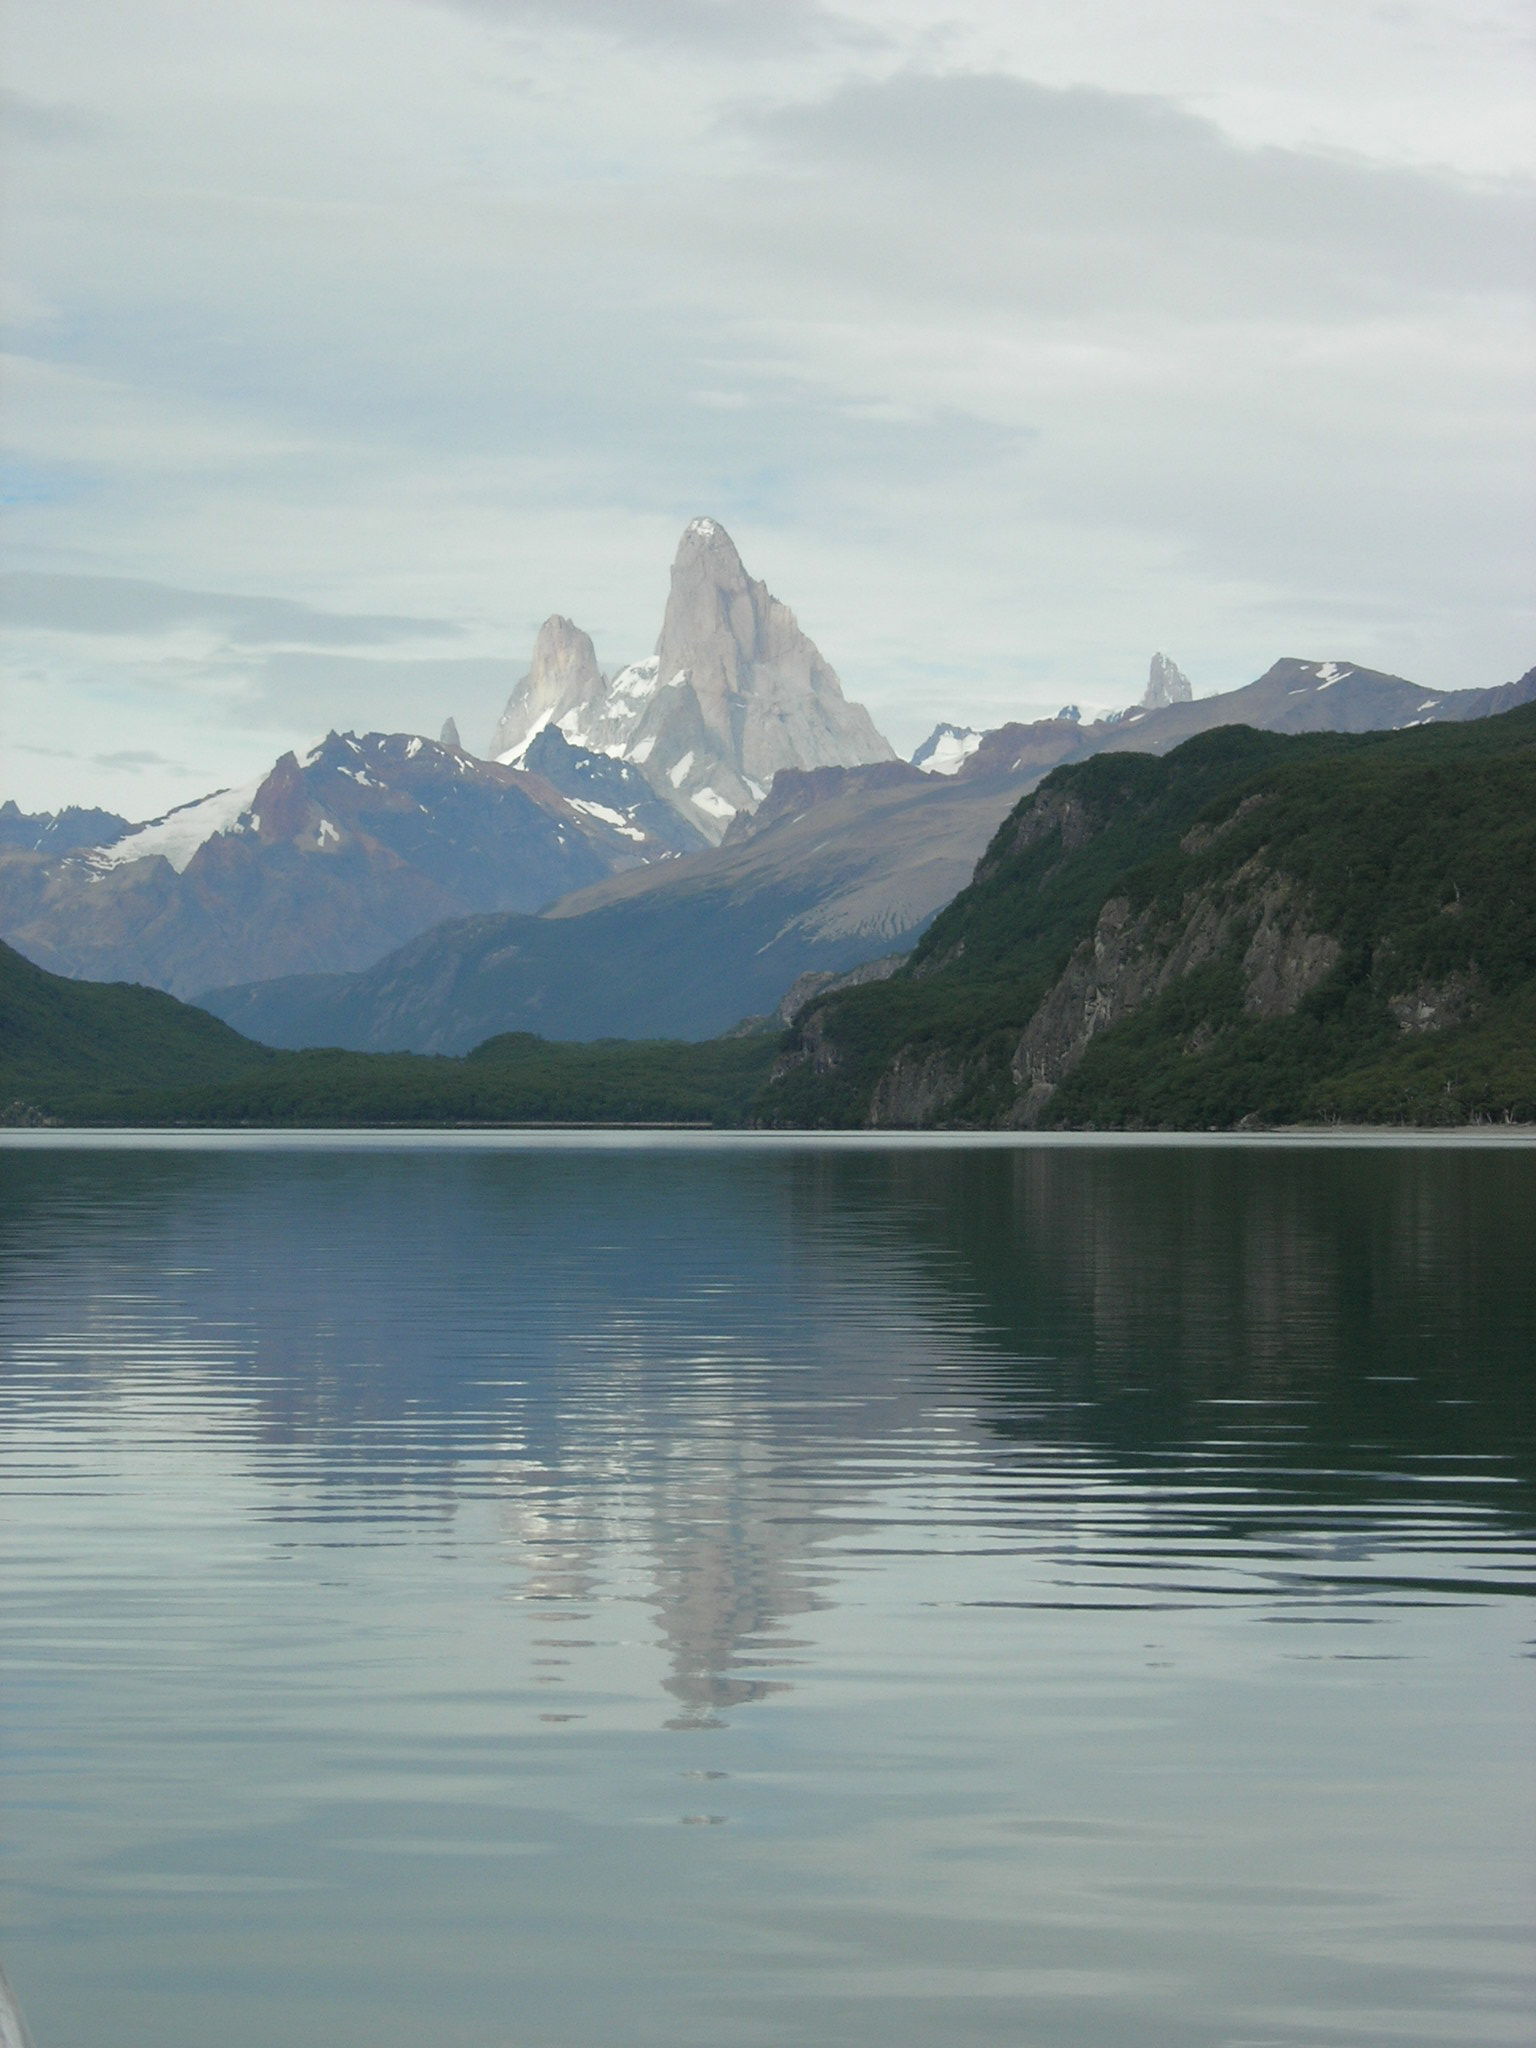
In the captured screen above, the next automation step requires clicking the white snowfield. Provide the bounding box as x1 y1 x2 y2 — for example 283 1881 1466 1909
88 778 262 872
914 727 983 775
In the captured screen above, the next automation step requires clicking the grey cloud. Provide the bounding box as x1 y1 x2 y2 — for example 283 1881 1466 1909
431 0 879 54
233 651 525 746
0 572 463 648
741 71 1534 300
0 89 99 146
91 749 183 770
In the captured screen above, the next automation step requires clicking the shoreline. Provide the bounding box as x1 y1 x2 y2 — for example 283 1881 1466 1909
3 1123 1533 1149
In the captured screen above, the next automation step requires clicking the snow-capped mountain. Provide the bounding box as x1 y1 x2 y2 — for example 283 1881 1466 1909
911 724 985 775
488 518 895 842
199 655 1535 1054
0 729 685 998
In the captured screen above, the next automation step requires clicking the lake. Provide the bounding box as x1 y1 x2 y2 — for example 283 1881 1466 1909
0 1132 1532 2047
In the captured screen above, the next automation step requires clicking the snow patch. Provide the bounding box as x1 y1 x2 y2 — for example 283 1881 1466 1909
692 786 737 821
611 656 660 703
498 710 552 767
1314 661 1353 689
628 734 657 765
668 750 695 788
570 798 645 841
89 778 263 873
913 724 983 775
405 737 423 758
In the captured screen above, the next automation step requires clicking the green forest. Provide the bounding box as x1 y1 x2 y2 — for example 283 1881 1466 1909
0 942 777 1127
762 706 1536 1129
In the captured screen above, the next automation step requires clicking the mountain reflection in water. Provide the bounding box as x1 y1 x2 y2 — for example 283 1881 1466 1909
0 1135 1531 2048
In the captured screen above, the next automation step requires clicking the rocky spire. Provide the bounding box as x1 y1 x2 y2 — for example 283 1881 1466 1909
439 717 462 750
484 520 894 842
489 615 607 764
648 517 893 802
1144 653 1193 708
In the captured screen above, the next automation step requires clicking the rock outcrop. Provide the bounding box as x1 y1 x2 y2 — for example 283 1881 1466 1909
1003 868 1341 1126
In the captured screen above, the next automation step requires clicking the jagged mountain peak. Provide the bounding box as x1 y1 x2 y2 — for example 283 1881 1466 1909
1144 653 1193 707
487 518 894 843
490 616 608 766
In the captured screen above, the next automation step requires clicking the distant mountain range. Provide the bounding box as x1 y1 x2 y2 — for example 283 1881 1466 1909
199 656 1536 1052
3 514 1532 1050
0 727 698 998
6 702 1532 1132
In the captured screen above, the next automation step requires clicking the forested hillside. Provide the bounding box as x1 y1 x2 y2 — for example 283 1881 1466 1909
0 940 775 1127
761 706 1536 1129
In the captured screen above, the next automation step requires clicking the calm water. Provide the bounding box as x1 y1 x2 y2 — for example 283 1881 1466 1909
0 1133 1532 2048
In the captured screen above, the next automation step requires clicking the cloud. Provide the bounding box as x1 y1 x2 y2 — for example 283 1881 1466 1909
0 571 463 648
1 6 1532 809
90 747 183 771
231 651 523 740
428 0 878 55
735 70 1535 312
0 88 98 146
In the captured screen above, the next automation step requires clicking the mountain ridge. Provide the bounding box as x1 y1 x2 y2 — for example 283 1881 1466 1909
0 730 683 997
760 704 1536 1130
197 658 1536 1053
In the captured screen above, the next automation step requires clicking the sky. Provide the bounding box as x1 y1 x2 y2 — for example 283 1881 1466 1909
3 0 1533 817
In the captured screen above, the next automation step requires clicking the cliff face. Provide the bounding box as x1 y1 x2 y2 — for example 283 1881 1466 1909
763 703 1536 1131
998 869 1340 1128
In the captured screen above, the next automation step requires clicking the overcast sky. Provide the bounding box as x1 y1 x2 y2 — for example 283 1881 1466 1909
3 0 1533 816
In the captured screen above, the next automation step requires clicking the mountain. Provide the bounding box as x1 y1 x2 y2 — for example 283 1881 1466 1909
1144 652 1192 707
0 800 132 853
488 519 895 841
0 936 270 1116
514 725 707 855
1096 657 1532 751
910 723 985 774
0 729 685 997
197 659 1536 1055
761 703 1536 1130
0 936 774 1127
197 755 1043 1050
